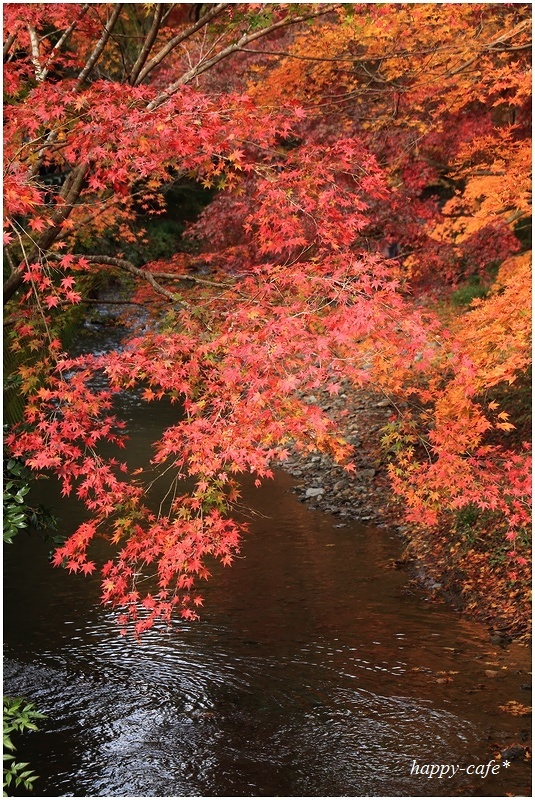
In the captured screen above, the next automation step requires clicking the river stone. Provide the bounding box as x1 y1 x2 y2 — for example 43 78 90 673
500 745 528 761
356 468 376 480
305 487 325 498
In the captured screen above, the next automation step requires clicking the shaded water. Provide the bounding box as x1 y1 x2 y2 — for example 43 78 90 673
3 324 531 798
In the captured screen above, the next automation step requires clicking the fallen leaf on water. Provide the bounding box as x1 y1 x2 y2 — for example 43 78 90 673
499 701 532 716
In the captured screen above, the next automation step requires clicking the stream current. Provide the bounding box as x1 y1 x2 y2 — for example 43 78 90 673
3 321 531 798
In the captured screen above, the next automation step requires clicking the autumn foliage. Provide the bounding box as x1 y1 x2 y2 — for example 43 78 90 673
3 3 531 635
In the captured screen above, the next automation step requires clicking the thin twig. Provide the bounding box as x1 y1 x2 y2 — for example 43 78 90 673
134 3 230 86
150 271 232 288
57 298 149 306
4 163 89 305
147 4 339 110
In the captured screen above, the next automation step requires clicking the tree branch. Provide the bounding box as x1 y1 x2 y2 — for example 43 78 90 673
41 4 90 81
27 24 45 82
447 19 532 77
51 254 186 304
238 47 360 63
76 3 124 90
3 29 19 61
134 2 230 86
147 4 339 110
150 272 232 288
3 163 89 306
128 3 164 86
58 297 149 307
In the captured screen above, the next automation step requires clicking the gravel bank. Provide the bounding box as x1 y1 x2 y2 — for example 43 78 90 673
285 383 404 531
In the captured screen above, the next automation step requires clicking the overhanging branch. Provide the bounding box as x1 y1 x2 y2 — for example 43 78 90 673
49 254 188 305
134 3 230 86
147 4 339 111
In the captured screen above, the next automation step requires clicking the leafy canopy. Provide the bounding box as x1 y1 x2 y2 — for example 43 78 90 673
4 3 531 634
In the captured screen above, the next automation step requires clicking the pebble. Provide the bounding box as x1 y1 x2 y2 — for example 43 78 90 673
305 487 325 498
500 745 528 761
355 468 376 480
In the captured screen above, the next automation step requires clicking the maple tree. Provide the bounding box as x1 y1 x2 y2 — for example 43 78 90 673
3 3 531 635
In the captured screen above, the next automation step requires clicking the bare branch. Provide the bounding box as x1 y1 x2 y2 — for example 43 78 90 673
52 254 186 304
150 272 232 288
238 47 360 63
28 129 59 179
58 298 149 307
3 264 26 306
447 19 532 77
27 24 45 82
41 4 90 81
4 248 17 278
128 3 164 85
147 4 339 111
76 3 124 90
134 3 230 86
49 253 227 301
503 208 528 225
3 29 20 60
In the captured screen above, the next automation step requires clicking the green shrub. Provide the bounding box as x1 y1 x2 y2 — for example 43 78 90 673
3 697 45 796
3 452 58 545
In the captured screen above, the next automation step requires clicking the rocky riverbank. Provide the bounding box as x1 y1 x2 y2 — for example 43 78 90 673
283 383 531 645
285 384 403 530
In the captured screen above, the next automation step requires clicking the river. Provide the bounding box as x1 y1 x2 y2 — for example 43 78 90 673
3 321 531 798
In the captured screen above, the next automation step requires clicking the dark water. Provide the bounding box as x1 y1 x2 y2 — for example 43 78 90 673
3 325 531 798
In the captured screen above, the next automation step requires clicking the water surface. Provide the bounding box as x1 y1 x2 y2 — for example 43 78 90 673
3 325 531 798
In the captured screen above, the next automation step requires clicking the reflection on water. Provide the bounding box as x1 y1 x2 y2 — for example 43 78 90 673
3 345 531 797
